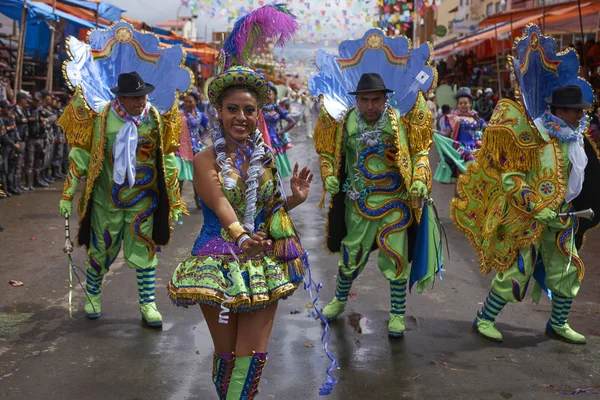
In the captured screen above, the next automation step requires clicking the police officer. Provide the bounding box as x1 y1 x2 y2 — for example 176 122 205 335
50 95 65 179
13 92 30 191
0 117 9 197
0 100 20 195
26 92 47 188
39 90 56 183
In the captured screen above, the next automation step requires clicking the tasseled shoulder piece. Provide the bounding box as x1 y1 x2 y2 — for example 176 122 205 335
57 86 97 151
478 99 542 173
157 100 182 155
403 92 433 155
313 106 341 156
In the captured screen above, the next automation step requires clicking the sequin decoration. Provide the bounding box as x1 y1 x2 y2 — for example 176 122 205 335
110 163 158 260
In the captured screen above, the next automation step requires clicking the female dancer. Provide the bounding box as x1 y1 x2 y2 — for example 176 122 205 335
262 85 296 178
433 87 486 183
168 6 317 399
177 91 208 207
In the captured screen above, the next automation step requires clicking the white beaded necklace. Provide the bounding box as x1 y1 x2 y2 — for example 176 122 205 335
213 126 266 234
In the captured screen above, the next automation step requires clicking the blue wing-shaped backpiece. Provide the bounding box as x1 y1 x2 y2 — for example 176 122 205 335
308 29 435 121
64 21 192 114
512 24 594 121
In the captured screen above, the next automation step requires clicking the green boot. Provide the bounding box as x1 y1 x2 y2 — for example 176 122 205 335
321 274 352 321
137 268 162 328
85 267 103 319
389 280 407 338
472 290 507 342
545 293 586 344
473 315 503 342
322 298 347 321
84 293 102 319
226 352 268 400
388 314 405 338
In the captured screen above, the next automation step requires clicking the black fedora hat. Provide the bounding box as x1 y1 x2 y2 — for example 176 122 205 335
348 73 393 95
110 72 155 97
545 85 591 109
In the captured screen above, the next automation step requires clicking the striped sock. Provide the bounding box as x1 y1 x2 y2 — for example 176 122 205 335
390 280 407 316
550 293 573 327
334 275 353 302
86 267 103 296
137 268 156 305
478 290 507 322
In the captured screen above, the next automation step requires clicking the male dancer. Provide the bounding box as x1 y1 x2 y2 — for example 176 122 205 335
59 72 185 327
452 25 596 344
314 72 438 337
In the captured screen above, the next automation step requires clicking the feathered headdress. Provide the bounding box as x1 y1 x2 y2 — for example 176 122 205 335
207 3 299 108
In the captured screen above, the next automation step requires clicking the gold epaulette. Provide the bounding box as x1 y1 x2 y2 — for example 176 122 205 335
158 100 182 155
478 99 541 172
313 106 340 156
404 92 433 155
57 86 97 151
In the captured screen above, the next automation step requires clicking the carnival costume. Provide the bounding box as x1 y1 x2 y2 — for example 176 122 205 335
309 30 443 338
176 106 207 182
451 25 597 344
57 22 191 327
433 88 486 183
168 5 338 398
262 102 294 177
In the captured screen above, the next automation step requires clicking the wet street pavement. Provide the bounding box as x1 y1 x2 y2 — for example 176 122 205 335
0 122 599 400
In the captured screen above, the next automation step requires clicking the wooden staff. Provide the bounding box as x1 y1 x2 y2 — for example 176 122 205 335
45 0 57 91
14 0 28 94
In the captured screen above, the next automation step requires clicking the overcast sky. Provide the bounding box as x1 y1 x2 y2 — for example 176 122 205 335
107 0 377 42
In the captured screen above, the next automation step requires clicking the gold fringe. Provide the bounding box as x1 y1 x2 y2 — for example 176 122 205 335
167 281 299 310
479 127 540 173
318 189 326 211
313 107 339 155
158 100 182 155
288 258 305 279
57 87 97 151
405 93 433 155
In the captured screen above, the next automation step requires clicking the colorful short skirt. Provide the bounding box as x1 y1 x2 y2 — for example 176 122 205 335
167 235 304 311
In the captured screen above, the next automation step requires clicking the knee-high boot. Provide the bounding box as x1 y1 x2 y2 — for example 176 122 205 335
213 353 235 400
136 268 163 327
388 280 407 338
321 274 353 321
226 352 268 400
85 267 104 319
472 289 507 342
545 293 586 344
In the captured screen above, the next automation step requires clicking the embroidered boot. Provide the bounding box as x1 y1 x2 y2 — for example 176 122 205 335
321 275 352 321
84 267 103 319
137 268 163 328
213 353 235 400
388 280 407 338
472 290 507 342
545 293 586 344
226 352 268 400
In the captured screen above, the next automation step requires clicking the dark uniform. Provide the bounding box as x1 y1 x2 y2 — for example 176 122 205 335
0 117 9 196
26 98 48 188
51 100 66 179
13 101 29 190
39 102 56 183
0 101 20 194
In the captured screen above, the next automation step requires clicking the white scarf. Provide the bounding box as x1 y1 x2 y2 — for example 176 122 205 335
112 103 150 188
534 117 587 202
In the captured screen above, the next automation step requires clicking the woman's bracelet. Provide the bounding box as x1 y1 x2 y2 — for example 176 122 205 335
226 221 248 243
236 234 251 249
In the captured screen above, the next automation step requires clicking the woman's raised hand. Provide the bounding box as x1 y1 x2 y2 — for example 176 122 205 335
290 163 313 204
